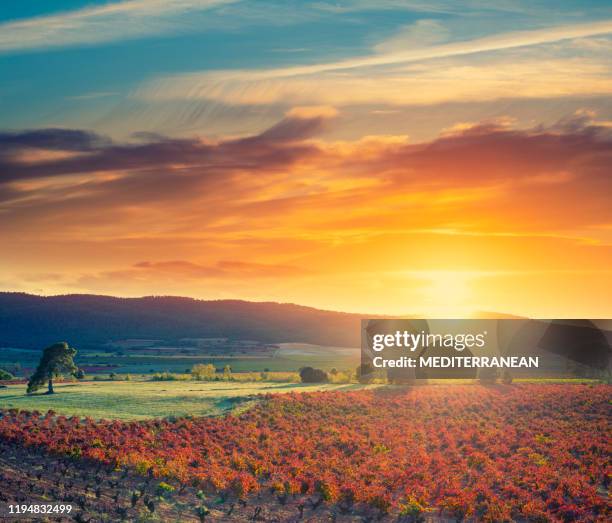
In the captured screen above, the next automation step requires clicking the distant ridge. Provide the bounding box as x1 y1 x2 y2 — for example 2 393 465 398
0 292 377 349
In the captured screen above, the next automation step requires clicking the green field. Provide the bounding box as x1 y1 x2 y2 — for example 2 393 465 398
0 380 369 420
0 343 361 376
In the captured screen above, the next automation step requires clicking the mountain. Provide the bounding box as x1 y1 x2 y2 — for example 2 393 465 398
0 292 372 349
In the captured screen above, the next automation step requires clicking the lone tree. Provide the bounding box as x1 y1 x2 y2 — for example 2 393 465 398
27 342 78 394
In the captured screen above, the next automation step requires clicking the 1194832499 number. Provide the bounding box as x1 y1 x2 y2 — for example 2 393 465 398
4 504 73 515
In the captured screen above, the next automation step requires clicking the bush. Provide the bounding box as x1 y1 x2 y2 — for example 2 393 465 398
156 481 175 496
329 370 351 384
399 495 428 521
299 367 328 383
191 364 217 380
0 369 14 381
151 372 188 381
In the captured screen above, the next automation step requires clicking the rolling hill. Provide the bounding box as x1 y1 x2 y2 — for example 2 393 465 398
0 292 372 349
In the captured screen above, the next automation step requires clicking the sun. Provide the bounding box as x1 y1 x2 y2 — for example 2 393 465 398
420 271 476 317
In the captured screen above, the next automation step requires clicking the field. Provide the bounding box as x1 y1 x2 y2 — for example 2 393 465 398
0 381 367 420
0 383 610 522
0 343 361 377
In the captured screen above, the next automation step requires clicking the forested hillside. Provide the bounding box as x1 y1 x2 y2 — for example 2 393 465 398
0 293 370 348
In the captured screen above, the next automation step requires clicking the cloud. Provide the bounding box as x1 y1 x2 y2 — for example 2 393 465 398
309 1 532 15
67 92 120 101
1 111 610 245
66 259 310 302
1 112 610 314
1 0 460 55
132 259 307 278
373 19 450 53
0 128 109 152
286 106 339 119
136 19 612 106
0 111 329 184
0 0 235 53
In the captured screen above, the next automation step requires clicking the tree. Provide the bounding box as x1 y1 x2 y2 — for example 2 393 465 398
27 342 77 394
223 365 232 381
299 367 328 383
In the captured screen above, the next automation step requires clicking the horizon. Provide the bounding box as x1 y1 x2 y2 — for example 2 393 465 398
1 1 611 317
0 290 530 319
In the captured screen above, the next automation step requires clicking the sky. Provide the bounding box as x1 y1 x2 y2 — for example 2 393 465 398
0 0 611 317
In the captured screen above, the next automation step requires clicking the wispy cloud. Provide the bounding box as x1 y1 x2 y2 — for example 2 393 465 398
66 92 120 101
309 0 533 15
138 55 612 108
0 0 235 53
149 19 612 79
136 19 612 107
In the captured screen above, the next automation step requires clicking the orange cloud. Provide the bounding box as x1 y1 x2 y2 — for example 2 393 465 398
0 112 610 316
132 260 307 279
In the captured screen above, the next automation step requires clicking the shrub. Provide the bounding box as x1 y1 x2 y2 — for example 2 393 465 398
329 370 351 384
0 369 14 381
191 364 216 380
152 372 189 381
399 495 428 521
299 367 328 383
156 481 175 495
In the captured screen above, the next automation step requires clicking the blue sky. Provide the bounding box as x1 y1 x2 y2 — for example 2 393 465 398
1 1 612 140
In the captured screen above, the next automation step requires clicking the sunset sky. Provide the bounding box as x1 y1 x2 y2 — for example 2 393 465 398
1 0 611 317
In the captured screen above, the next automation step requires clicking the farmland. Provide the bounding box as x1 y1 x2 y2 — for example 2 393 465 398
0 381 367 420
0 342 361 377
0 383 610 521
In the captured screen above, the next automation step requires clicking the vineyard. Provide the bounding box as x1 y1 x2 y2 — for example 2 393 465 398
0 384 610 521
